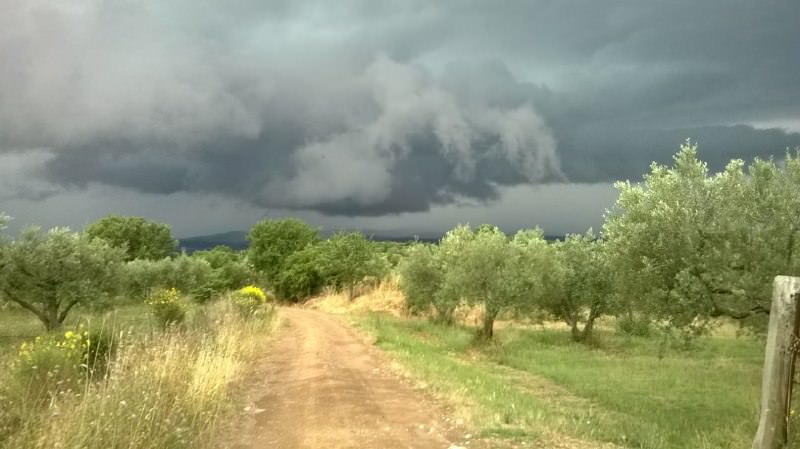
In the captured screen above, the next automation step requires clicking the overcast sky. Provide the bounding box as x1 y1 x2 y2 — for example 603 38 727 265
1 1 799 237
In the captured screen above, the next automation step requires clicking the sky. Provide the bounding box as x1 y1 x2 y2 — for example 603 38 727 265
1 0 799 238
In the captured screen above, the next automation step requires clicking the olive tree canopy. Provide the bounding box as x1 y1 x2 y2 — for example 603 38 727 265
0 227 124 330
604 142 800 331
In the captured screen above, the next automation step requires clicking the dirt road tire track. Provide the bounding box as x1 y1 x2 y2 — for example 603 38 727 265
233 308 467 449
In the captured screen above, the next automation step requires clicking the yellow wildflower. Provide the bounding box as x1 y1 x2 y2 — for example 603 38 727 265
238 285 267 303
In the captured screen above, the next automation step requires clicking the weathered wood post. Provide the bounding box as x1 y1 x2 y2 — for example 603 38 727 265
753 276 800 449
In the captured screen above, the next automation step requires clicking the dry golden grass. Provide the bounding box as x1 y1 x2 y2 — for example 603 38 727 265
0 302 277 449
305 280 612 335
304 278 408 317
305 278 495 327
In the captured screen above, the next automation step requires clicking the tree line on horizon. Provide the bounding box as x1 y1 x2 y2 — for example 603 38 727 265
0 209 403 330
1 141 799 340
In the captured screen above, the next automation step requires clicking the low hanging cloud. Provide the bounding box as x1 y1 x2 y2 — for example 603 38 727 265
0 150 59 201
267 56 562 213
0 2 562 216
29 55 564 215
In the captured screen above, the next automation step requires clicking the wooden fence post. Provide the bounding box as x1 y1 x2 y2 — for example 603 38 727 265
753 276 800 449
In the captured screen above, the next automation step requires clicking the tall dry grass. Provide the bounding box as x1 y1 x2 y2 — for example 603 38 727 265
304 277 407 316
305 277 498 328
0 302 276 449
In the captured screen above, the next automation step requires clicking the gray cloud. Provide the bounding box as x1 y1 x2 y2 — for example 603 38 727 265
0 182 617 238
0 150 59 201
1 0 799 229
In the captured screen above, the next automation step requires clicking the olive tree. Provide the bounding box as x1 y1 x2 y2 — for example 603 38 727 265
373 241 412 269
604 142 800 331
167 253 215 301
192 246 251 294
124 258 168 300
86 215 177 261
319 231 380 300
398 243 458 323
509 227 550 314
540 231 613 342
439 224 533 340
0 227 124 330
124 253 214 302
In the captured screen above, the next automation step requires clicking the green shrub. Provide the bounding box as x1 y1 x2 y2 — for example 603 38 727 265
247 218 321 283
273 246 325 302
617 314 652 337
146 288 187 328
81 328 116 377
317 231 380 300
192 246 252 296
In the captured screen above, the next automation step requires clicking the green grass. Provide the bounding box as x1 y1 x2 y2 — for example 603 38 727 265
0 301 213 363
355 314 768 449
0 308 40 363
0 304 140 365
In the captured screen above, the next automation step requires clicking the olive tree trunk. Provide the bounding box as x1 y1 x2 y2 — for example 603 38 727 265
753 276 800 449
479 307 499 340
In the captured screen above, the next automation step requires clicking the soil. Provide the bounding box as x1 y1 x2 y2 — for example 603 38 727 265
230 308 473 449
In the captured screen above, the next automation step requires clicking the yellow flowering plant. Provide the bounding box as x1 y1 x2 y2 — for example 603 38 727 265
145 287 188 329
231 285 269 316
239 285 267 303
16 330 89 367
11 327 102 400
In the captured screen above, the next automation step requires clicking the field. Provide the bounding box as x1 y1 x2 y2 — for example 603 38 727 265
0 300 277 449
354 313 767 449
0 304 151 362
0 287 793 449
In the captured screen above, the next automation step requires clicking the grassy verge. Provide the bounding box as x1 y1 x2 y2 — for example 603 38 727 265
0 303 158 362
0 301 277 449
355 314 765 449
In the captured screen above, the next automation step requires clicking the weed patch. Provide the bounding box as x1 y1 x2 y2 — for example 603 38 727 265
0 302 276 449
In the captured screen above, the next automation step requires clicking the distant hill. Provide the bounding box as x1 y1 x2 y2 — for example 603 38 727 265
179 229 563 253
178 229 438 253
179 231 249 253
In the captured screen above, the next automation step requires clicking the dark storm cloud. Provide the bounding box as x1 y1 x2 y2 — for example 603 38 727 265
557 125 800 183
1 0 799 217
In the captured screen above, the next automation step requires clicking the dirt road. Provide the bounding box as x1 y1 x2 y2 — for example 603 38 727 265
233 308 468 449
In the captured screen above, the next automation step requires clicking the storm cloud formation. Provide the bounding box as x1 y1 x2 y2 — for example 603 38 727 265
1 1 799 227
